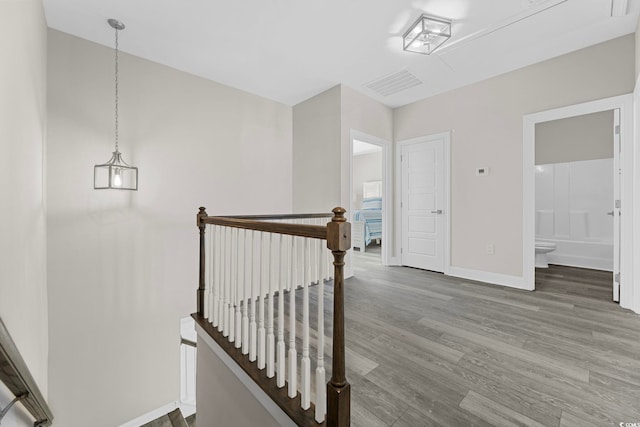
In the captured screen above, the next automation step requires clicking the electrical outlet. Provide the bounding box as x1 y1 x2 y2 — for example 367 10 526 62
486 244 495 255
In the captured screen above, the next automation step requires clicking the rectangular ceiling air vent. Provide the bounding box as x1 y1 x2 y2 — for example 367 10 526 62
365 69 423 97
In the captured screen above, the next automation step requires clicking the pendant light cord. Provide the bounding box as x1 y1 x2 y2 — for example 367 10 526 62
114 25 119 153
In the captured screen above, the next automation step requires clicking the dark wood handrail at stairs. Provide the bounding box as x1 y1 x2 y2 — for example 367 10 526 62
0 317 53 426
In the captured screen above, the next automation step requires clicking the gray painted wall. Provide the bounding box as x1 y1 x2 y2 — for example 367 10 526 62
535 110 614 165
292 85 393 215
292 86 342 213
394 35 634 277
47 29 293 426
196 336 286 427
0 1 48 425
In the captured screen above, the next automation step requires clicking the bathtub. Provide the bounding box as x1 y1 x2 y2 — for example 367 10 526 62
536 237 613 272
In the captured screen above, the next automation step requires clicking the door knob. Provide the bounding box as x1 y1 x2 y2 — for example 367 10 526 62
431 210 443 214
607 211 614 216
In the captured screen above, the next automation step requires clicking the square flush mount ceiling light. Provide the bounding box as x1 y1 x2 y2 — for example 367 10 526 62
403 15 451 55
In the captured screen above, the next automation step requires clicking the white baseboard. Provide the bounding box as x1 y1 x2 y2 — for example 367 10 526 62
388 257 401 266
547 254 613 272
118 400 195 427
448 266 530 291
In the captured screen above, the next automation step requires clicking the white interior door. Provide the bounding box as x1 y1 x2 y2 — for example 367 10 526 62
401 137 445 272
613 108 621 302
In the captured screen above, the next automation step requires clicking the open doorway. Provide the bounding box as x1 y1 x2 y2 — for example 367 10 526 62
350 130 391 265
534 110 618 302
352 140 383 261
523 94 633 308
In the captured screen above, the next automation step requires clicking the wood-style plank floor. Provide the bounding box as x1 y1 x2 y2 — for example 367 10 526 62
344 253 640 426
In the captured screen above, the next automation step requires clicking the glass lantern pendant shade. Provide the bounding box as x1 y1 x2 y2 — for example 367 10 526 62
94 18 138 191
403 15 451 55
94 150 138 190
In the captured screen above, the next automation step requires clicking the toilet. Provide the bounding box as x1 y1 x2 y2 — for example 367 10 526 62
535 241 557 268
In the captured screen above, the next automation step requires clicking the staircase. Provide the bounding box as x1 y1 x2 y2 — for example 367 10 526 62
140 409 195 427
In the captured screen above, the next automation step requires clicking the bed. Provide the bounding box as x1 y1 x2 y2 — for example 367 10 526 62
353 196 382 252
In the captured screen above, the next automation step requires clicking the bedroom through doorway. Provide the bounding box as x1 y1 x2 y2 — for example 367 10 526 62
352 139 383 263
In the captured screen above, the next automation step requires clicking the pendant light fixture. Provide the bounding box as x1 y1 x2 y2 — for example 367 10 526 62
94 18 138 190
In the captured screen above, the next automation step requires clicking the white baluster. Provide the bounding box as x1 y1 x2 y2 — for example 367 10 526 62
267 233 275 378
315 238 326 422
235 228 242 349
323 217 331 280
208 225 218 326
222 227 229 336
219 226 225 332
216 226 224 330
229 228 236 343
249 230 257 362
277 233 286 388
227 227 234 338
287 235 297 398
311 223 319 284
220 226 226 333
319 235 325 288
258 232 266 370
301 238 311 410
242 229 249 355
212 226 220 326
204 225 211 319
296 220 304 289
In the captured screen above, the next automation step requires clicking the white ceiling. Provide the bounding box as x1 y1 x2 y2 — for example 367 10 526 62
43 0 639 108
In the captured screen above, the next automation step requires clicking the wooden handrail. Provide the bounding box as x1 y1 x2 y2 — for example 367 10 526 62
0 318 53 426
201 216 328 240
196 207 351 426
224 213 333 220
198 207 208 316
325 208 351 426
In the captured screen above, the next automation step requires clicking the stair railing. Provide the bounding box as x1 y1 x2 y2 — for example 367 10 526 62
194 207 351 426
0 318 53 426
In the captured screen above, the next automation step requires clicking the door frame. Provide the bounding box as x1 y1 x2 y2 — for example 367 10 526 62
396 132 451 274
522 94 633 308
349 129 392 266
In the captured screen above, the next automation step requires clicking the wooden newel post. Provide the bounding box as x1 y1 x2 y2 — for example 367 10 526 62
326 207 351 426
197 206 208 317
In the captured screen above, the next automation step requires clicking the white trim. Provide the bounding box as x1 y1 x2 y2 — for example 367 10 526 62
195 323 297 427
633 75 640 314
444 135 451 275
395 132 451 274
448 266 527 290
180 316 197 406
349 129 393 266
522 94 635 306
118 401 196 427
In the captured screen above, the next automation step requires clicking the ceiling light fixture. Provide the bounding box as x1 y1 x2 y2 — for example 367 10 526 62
402 15 451 55
94 19 138 190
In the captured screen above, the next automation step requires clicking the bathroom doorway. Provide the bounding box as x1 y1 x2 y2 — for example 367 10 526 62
534 110 618 301
523 95 633 305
